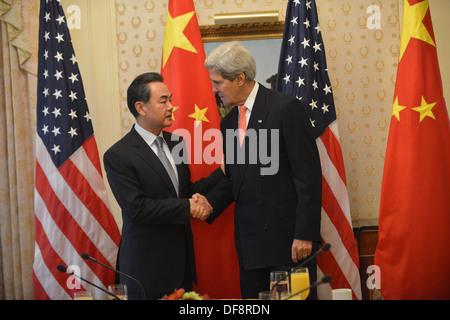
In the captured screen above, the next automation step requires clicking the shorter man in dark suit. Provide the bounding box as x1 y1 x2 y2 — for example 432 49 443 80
103 72 228 299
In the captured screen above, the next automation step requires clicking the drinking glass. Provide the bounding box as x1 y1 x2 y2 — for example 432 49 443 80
270 271 289 292
332 288 352 300
290 267 310 300
73 291 93 300
108 284 128 300
258 291 272 300
258 290 290 300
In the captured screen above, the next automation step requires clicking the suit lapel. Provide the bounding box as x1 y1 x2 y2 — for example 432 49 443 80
233 84 270 194
246 85 269 156
247 85 269 132
163 130 188 196
131 127 178 197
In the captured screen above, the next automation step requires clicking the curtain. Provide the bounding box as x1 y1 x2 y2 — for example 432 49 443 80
0 0 39 300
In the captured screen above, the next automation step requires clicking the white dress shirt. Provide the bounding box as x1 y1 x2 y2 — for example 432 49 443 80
239 81 259 126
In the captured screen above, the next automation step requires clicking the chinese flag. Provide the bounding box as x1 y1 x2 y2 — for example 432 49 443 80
161 0 240 299
374 0 450 300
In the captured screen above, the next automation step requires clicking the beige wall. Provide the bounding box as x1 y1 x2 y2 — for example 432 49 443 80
61 0 122 225
61 0 449 229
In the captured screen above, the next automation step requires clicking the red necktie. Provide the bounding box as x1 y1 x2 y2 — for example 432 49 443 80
239 105 247 147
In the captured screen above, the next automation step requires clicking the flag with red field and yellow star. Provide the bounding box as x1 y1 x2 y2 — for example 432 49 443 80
161 0 240 299
374 0 450 299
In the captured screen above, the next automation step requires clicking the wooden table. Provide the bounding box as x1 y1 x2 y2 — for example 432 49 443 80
353 219 380 300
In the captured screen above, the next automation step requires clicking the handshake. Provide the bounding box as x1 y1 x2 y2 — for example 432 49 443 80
189 193 212 221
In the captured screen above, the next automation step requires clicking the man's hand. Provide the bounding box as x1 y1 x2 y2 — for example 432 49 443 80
291 239 313 263
189 193 212 221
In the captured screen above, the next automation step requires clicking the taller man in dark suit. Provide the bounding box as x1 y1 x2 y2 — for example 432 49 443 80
103 72 228 299
205 42 323 299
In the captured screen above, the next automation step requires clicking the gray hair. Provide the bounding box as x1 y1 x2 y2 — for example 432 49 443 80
204 41 256 82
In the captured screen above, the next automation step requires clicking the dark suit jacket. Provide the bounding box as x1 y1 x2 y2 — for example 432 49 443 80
212 84 322 270
103 126 226 298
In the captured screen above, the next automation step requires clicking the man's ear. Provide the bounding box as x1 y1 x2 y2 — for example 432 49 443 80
235 72 246 86
135 101 145 117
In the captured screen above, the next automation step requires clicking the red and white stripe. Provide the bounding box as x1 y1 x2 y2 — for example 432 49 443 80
316 121 362 300
33 134 120 300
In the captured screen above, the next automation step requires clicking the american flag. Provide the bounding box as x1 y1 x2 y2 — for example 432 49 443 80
276 0 362 300
33 0 120 300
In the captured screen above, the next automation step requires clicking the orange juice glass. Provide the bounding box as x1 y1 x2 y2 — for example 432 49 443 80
290 267 310 300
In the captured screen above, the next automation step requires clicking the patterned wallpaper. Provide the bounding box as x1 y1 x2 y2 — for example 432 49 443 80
317 0 400 222
113 0 400 223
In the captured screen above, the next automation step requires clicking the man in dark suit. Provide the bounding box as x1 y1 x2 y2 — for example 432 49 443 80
205 42 323 299
103 72 228 300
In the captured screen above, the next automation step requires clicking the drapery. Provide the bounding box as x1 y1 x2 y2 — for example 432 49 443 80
0 0 39 300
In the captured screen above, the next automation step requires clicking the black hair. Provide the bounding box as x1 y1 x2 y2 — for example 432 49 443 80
126 72 164 118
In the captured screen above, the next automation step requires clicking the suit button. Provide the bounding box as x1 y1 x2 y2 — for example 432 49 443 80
257 200 263 205
264 224 268 230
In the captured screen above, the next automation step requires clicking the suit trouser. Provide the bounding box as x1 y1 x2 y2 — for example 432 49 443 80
128 256 193 300
239 241 319 300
